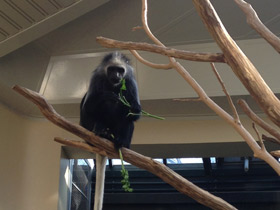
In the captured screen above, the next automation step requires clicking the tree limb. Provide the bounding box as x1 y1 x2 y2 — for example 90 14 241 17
173 98 202 102
252 123 265 150
96 37 225 63
238 99 280 144
193 0 280 128
234 0 280 54
129 50 172 69
262 135 280 145
271 150 280 158
12 85 237 210
210 63 240 123
134 0 280 177
54 137 118 158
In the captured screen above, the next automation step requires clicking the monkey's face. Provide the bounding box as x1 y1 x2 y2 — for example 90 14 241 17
106 65 126 86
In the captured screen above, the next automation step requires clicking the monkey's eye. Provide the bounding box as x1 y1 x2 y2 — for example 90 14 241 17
108 66 125 74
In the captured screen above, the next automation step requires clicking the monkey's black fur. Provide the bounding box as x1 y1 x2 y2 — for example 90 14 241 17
80 52 141 149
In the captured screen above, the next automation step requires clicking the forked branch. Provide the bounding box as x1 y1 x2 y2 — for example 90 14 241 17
238 99 280 144
193 0 280 127
129 50 172 69
96 37 225 63
210 63 240 123
98 0 280 176
234 0 280 54
12 85 237 210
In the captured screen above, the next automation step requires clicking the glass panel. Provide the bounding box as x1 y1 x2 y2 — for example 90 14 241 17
112 159 130 165
154 158 163 163
167 158 203 164
71 159 92 210
210 157 216 164
77 159 88 166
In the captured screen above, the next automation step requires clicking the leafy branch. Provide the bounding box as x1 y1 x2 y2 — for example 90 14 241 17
119 148 133 192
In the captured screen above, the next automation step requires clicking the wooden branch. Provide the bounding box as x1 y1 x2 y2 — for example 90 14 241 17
96 37 225 63
141 0 164 47
173 98 202 102
210 63 240 123
263 135 280 145
129 50 172 69
238 99 280 144
12 85 118 158
234 0 280 54
132 26 143 31
193 0 280 128
135 0 280 177
271 150 280 158
12 85 237 210
252 123 265 150
54 137 118 159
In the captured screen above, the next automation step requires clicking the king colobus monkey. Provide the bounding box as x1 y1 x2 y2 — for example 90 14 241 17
80 52 141 210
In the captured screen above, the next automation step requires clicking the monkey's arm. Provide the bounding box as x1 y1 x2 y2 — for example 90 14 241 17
123 79 142 121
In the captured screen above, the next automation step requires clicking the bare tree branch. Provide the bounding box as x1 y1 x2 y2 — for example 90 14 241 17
129 50 172 69
193 0 280 128
119 0 280 178
238 99 280 144
13 85 237 210
173 98 202 102
134 0 280 177
96 37 225 63
252 123 265 150
234 0 280 54
210 63 240 123
262 135 280 145
141 0 164 46
271 150 280 158
54 137 118 158
132 26 144 31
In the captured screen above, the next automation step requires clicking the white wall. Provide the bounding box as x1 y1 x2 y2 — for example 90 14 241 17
0 97 277 210
40 39 280 103
0 103 77 210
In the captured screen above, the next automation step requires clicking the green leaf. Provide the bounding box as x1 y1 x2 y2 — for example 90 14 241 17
119 148 133 193
121 79 127 91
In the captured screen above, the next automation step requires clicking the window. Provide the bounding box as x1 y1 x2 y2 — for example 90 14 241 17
70 159 93 210
65 156 280 210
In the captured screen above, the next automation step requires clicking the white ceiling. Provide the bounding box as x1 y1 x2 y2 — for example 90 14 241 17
0 0 280 118
0 0 109 57
1 0 280 56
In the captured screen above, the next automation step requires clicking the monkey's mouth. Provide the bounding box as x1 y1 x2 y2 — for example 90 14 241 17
110 78 122 85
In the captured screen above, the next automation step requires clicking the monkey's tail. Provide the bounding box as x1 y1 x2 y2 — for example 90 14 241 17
94 154 107 210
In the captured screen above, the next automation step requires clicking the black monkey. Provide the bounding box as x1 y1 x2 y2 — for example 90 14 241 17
80 52 141 210
80 51 141 149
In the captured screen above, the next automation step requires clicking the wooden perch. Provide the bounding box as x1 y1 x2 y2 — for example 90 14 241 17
96 37 225 63
238 99 280 144
54 137 118 158
12 85 237 210
234 0 280 54
193 0 280 128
